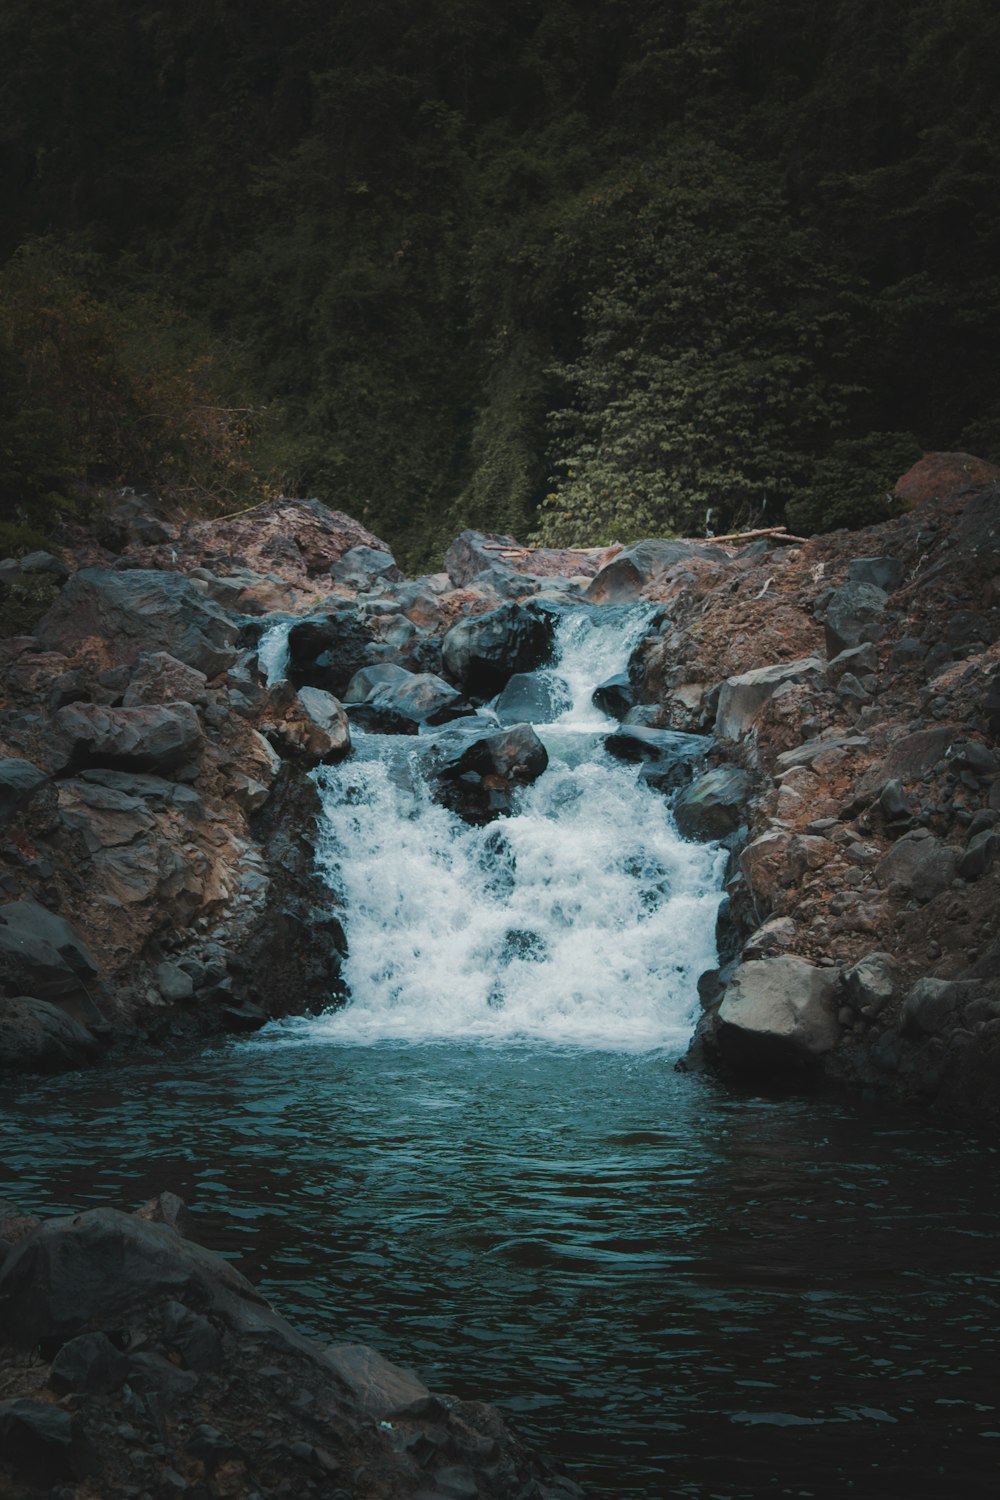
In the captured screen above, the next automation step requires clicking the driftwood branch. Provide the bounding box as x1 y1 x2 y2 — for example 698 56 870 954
699 525 808 545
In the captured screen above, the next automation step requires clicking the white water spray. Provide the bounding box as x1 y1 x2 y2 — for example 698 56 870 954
257 621 293 687
275 607 724 1052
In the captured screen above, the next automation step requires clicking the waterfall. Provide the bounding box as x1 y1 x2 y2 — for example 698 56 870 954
257 621 293 687
282 606 724 1052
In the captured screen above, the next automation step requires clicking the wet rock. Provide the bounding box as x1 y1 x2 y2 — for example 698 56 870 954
716 956 841 1075
715 658 824 741
425 722 548 822
591 673 634 720
495 672 571 725
346 670 469 733
265 683 351 765
604 727 710 795
329 545 402 589
343 664 412 702
324 1344 431 1419
287 610 380 698
0 1399 96 1483
842 952 902 1019
822 581 889 657
875 830 959 903
0 996 98 1072
584 539 720 604
847 556 905 592
673 766 751 841
295 686 352 752
49 702 204 778
35 568 238 677
441 603 555 698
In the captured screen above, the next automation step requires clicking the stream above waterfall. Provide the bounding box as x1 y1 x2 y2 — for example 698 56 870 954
4 603 1000 1498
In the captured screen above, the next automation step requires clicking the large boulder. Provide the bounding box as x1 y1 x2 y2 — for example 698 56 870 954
424 721 548 822
822 581 889 657
494 671 571 725
441 603 556 698
287 610 380 697
0 996 98 1072
0 1208 267 1347
584 539 720 605
673 765 750 841
345 668 469 733
48 702 204 777
714 657 824 741
35 569 238 677
0 1399 95 1484
875 829 960 903
0 901 100 1021
444 529 606 587
329 545 403 589
716 956 841 1076
604 726 711 792
893 451 999 510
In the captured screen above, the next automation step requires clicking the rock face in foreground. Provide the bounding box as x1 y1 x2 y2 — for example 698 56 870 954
0 1200 576 1499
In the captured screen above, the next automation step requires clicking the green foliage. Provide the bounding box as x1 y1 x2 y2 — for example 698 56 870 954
786 431 924 536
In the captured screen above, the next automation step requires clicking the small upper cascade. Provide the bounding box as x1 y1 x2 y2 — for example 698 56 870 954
257 621 293 687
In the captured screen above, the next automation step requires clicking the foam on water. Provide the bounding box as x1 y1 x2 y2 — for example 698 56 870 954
272 606 724 1051
257 621 293 686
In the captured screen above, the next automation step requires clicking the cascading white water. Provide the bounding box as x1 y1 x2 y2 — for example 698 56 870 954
257 621 293 686
288 607 725 1051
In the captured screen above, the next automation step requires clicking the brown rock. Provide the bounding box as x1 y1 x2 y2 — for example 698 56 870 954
893 452 999 510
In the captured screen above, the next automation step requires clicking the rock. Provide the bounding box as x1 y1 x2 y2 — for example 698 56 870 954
715 658 824 741
122 651 209 708
444 530 606 587
902 977 973 1036
16 550 70 582
825 643 878 682
0 996 98 1072
50 701 204 777
584 539 720 604
739 830 791 914
50 1331 131 1395
154 961 195 1004
878 778 915 826
0 901 100 1017
716 956 841 1075
604 727 710 793
329 545 402 589
591 673 634 720
842 952 902 1019
346 671 469 733
847 556 905 592
822 581 888 657
324 1344 431 1420
161 1300 224 1371
425 721 548 822
775 734 869 772
35 568 239 677
852 727 955 807
876 830 959 903
135 1191 194 1236
343 664 412 703
958 828 998 880
0 1399 95 1483
264 683 351 765
441 603 556 698
0 757 47 825
893 451 999 510
495 672 571 725
287 610 380 698
673 766 751 841
127 1350 200 1403
741 917 798 960
0 1208 267 1346
295 686 352 752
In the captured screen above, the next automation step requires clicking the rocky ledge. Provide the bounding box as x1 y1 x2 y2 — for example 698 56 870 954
0 1195 577 1500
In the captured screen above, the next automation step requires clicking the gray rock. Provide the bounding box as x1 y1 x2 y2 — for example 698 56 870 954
958 828 998 881
495 672 571 725
0 1398 95 1483
424 721 548 822
715 658 824 741
775 734 869 772
0 996 98 1072
825 642 878 682
161 1300 223 1371
346 671 468 733
329 545 402 589
591 673 634 721
902 977 975 1036
154 962 195 1004
604 727 711 793
441 603 555 698
122 651 209 708
584 539 721 604
343 664 412 703
847 556 905 592
716 956 841 1073
295 687 352 753
50 702 204 777
823 581 889 657
876 830 959 902
878 778 915 825
0 758 47 826
35 568 238 677
287 610 380 698
0 902 100 1018
842 952 901 1019
51 1331 131 1394
323 1343 431 1420
673 766 750 841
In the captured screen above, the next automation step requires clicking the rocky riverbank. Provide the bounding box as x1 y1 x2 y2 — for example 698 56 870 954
0 457 997 1125
0 1194 578 1500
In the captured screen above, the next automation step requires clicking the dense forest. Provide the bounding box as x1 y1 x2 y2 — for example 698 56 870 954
2 0 999 566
